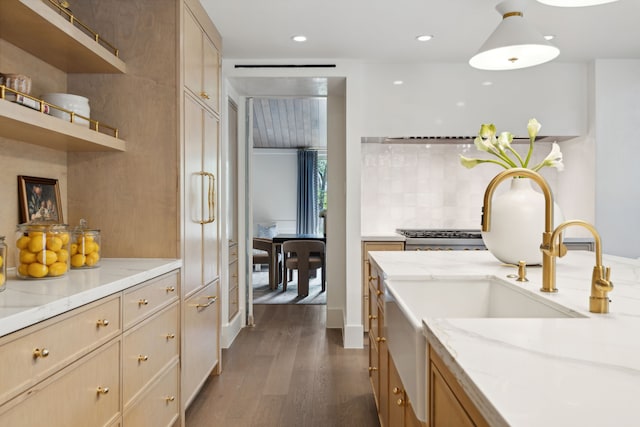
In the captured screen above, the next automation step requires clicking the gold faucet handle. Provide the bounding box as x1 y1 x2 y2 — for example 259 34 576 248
516 261 528 282
557 242 568 257
595 266 614 292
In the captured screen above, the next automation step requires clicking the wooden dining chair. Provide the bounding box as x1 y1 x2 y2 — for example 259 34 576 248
282 240 326 297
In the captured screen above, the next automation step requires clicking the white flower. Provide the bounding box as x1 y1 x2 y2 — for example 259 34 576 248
532 142 564 172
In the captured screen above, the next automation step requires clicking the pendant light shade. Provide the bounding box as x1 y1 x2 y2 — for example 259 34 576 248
537 0 618 6
469 0 560 71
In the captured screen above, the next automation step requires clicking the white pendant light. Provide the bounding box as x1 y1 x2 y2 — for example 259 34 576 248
537 0 618 6
469 0 560 71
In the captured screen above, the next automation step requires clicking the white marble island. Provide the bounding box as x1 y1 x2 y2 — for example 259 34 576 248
0 258 182 337
369 250 640 427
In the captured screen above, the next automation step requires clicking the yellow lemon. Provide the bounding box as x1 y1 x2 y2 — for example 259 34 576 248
0 272 5 285
70 243 78 256
56 248 69 263
28 231 44 239
52 232 70 245
93 243 100 254
37 250 58 266
28 235 45 253
16 235 31 250
18 264 29 277
27 262 48 278
48 262 67 277
85 251 100 267
45 236 63 252
81 241 97 255
19 250 37 264
0 255 3 269
71 254 86 268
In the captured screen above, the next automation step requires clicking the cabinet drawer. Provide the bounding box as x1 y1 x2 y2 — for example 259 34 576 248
123 361 179 427
183 281 219 406
0 340 121 427
123 271 179 329
123 302 179 406
0 295 121 403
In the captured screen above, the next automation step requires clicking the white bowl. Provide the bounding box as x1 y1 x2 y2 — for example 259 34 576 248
41 93 90 128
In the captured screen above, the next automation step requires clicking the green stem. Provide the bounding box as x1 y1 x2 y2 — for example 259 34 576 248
523 137 534 168
507 145 526 167
478 158 511 169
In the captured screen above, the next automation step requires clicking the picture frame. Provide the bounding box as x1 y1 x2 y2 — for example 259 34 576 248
18 176 63 224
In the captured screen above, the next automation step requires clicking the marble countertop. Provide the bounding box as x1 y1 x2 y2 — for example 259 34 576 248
368 250 640 427
361 234 406 242
0 258 182 338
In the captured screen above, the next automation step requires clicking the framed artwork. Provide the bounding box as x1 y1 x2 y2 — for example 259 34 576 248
18 176 63 224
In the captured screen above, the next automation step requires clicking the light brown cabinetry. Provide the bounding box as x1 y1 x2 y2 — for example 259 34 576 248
362 241 404 332
429 347 489 427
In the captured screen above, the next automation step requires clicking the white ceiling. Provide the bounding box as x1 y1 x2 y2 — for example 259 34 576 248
200 0 640 64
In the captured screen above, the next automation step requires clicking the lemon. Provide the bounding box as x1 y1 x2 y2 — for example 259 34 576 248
70 243 78 256
18 264 29 277
16 236 30 250
0 255 3 269
19 250 37 264
0 272 4 285
71 254 86 268
56 248 69 263
27 263 48 278
81 241 97 255
85 251 100 267
93 243 100 254
37 250 57 266
45 236 63 252
48 262 67 277
28 231 44 239
28 235 45 253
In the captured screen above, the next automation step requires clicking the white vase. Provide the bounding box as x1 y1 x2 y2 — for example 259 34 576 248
481 177 563 266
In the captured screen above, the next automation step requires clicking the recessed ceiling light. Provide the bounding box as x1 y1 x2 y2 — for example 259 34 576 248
544 34 555 41
291 35 307 42
416 35 434 42
482 81 494 86
393 80 404 85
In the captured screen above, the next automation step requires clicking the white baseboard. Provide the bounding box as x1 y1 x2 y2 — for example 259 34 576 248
221 312 243 349
343 321 364 349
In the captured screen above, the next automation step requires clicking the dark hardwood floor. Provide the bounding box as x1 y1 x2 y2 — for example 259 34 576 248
185 304 379 427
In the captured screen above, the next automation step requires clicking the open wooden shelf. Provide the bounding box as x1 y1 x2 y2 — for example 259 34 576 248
0 99 126 151
0 0 126 73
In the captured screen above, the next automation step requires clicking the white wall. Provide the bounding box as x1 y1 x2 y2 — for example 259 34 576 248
593 59 640 257
252 148 297 233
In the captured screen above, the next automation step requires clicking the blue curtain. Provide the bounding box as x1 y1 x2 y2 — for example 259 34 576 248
296 149 318 234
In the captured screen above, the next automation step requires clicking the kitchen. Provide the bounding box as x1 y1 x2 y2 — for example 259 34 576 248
1 0 639 426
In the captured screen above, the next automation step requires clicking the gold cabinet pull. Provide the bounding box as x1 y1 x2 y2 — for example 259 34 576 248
96 319 110 327
165 333 176 340
375 336 386 343
195 295 217 308
165 396 176 403
368 366 378 372
138 299 149 306
392 387 402 395
96 386 110 395
138 355 149 362
33 348 49 358
368 315 377 320
165 286 176 293
196 172 216 224
200 92 210 100
376 290 382 296
397 398 404 406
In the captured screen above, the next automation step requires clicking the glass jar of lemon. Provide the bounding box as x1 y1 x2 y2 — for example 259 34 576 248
0 236 6 291
15 223 70 279
71 219 101 269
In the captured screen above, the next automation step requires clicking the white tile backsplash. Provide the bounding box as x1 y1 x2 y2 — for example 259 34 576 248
360 142 584 234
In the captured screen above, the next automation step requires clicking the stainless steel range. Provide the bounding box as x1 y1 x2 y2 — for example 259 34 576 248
396 229 487 251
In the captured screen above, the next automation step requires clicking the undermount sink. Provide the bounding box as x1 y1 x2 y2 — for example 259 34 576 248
384 276 586 422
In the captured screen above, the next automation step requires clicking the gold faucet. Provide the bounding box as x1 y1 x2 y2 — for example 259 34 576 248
482 168 557 292
542 220 614 314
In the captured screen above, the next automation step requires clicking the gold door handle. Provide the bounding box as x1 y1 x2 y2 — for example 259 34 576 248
368 366 378 372
165 396 176 403
165 286 176 293
165 333 176 340
138 299 149 306
375 337 386 343
96 386 110 395
195 295 217 308
138 355 149 362
96 319 110 327
197 172 216 224
200 92 210 100
33 348 50 358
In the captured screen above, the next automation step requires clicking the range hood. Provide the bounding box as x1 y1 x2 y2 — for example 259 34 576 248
361 135 576 144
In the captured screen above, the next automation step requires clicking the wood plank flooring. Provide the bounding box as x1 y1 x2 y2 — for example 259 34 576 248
185 304 380 427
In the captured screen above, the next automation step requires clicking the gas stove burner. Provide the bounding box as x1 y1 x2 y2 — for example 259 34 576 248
396 229 483 239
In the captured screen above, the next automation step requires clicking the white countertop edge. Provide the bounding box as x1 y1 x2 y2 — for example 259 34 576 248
0 258 182 337
361 234 406 242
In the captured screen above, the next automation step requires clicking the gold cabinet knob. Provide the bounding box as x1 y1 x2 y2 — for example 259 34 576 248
376 290 382 296
165 333 176 340
96 319 110 327
392 387 402 395
97 386 109 395
165 286 176 293
368 366 378 372
33 348 50 358
138 355 149 362
138 299 149 306
375 337 386 343
397 398 404 406
165 396 176 403
200 92 210 100
368 315 377 320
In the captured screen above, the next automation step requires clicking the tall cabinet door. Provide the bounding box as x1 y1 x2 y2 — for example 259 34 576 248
202 107 219 285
